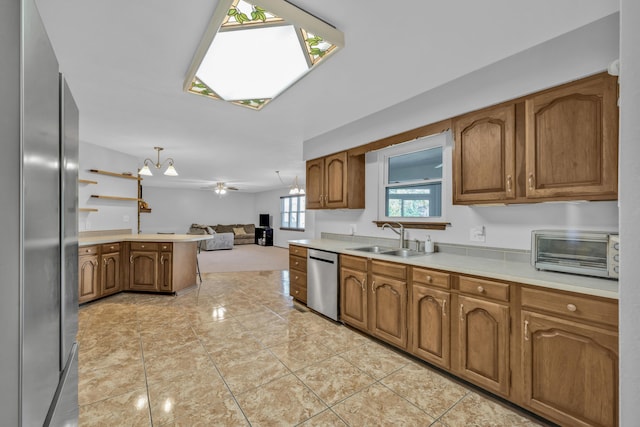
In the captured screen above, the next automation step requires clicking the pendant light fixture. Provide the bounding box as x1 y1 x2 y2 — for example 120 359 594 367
139 147 178 176
276 170 305 194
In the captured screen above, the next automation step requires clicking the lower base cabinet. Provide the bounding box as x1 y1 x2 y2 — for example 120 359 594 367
337 256 618 426
100 243 122 296
289 245 308 303
78 247 99 304
80 240 197 304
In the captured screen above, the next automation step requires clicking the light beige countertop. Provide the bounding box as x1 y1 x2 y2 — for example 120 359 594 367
289 239 619 300
79 233 213 247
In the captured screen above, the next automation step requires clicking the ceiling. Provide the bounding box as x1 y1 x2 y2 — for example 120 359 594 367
36 0 618 192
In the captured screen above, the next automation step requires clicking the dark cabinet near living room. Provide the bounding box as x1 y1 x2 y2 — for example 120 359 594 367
255 228 273 246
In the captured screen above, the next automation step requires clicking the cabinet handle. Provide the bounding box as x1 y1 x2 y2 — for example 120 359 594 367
506 175 512 193
160 255 164 264
371 280 376 294
566 303 577 312
524 320 529 341
477 286 484 293
362 277 367 292
528 173 535 190
442 299 447 317
141 245 145 248
459 304 464 321
104 258 108 266
427 275 433 283
130 255 133 264
295 290 299 295
295 275 299 280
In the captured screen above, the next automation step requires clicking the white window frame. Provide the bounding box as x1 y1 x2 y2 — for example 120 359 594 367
280 194 306 231
377 132 449 222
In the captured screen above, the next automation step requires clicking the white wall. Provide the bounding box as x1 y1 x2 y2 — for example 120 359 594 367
254 188 316 248
139 187 258 234
305 13 619 160
79 142 139 232
618 0 640 424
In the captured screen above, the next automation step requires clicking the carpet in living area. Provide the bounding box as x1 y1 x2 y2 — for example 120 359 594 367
197 244 289 273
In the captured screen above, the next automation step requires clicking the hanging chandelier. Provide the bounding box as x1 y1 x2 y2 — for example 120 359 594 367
139 147 178 176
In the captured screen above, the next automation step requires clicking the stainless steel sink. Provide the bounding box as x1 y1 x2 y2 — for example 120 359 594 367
349 246 395 253
349 246 425 257
381 248 424 258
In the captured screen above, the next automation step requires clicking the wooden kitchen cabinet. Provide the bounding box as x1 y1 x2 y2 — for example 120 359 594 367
453 103 516 203
305 151 365 209
454 276 511 397
452 73 618 205
158 249 173 292
99 243 121 297
339 255 408 349
289 245 308 303
128 242 159 291
370 260 408 349
78 246 99 303
410 267 452 369
525 73 618 200
520 286 618 427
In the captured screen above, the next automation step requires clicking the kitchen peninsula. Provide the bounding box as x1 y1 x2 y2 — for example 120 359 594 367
78 231 212 303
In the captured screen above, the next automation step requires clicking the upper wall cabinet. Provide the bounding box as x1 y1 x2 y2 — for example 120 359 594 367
453 104 516 203
306 151 365 209
452 73 618 205
525 73 618 200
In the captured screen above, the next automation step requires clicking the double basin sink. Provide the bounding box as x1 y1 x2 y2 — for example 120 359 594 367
348 245 426 258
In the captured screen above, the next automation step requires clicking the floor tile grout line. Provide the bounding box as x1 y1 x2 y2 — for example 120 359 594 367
136 313 155 427
188 319 254 426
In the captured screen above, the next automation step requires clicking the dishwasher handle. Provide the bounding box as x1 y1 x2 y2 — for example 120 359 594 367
308 255 335 264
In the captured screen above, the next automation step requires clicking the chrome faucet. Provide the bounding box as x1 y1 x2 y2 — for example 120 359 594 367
382 222 405 248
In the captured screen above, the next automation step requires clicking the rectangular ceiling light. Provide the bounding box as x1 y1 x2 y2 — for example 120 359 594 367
183 0 344 110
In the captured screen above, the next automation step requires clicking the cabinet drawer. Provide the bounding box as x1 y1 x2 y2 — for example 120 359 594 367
521 287 618 327
412 267 450 289
80 245 98 255
340 254 367 271
100 242 120 253
291 271 307 288
159 242 172 251
290 245 308 258
371 260 407 280
290 281 307 303
130 241 158 251
458 276 510 302
289 255 307 272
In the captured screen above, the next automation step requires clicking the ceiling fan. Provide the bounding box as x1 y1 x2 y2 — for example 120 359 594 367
201 182 239 196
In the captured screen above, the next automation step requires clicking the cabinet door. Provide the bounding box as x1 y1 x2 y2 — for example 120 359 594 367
100 252 121 296
324 152 348 208
340 267 368 330
371 274 408 349
453 104 516 203
410 284 450 369
456 295 510 396
78 254 99 303
525 74 618 199
522 311 618 427
306 158 324 209
129 250 158 291
158 251 173 292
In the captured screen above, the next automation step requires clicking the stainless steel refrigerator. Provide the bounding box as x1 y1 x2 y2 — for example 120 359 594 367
0 0 80 425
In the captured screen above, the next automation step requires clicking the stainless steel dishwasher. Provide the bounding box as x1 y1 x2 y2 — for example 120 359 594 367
307 249 339 321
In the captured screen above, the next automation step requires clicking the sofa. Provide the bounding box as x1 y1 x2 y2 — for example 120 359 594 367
188 223 256 249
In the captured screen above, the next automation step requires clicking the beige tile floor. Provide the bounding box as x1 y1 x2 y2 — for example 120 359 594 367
78 270 550 426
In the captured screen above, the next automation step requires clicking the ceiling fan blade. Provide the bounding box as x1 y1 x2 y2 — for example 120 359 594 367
227 186 239 191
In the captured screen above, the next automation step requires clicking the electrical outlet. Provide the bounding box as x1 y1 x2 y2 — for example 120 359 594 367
349 224 357 235
470 226 486 242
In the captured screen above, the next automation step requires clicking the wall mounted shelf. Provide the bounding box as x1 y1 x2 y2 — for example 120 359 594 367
79 208 98 212
89 169 140 181
91 195 141 201
78 179 98 184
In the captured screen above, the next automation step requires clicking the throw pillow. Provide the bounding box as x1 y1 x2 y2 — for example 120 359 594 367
206 226 215 235
233 227 246 235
